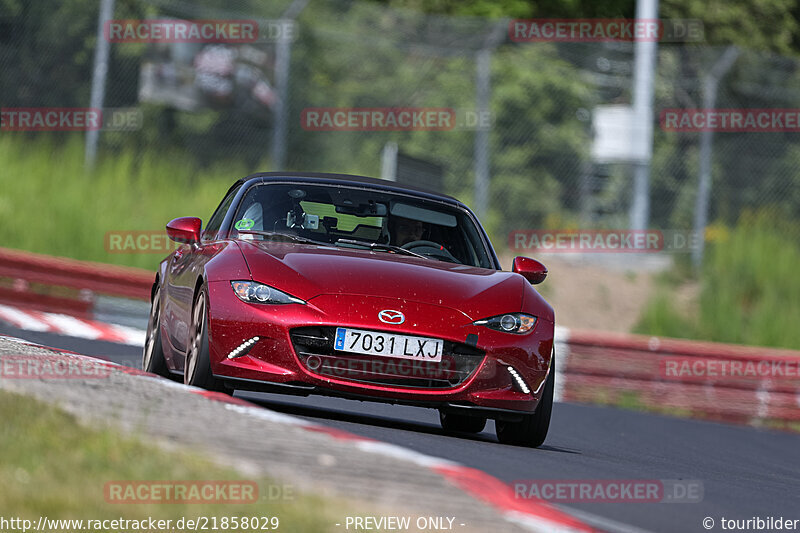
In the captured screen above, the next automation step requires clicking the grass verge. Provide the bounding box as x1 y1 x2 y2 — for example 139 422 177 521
634 211 800 351
0 136 248 270
0 389 354 531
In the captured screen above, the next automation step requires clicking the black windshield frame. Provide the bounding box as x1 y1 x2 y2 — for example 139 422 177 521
218 178 500 270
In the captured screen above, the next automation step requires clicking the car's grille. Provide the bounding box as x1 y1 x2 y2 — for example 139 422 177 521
290 327 485 389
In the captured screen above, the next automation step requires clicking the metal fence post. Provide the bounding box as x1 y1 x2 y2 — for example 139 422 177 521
629 0 658 230
473 48 491 219
473 21 506 219
84 0 115 171
271 0 309 170
692 46 740 271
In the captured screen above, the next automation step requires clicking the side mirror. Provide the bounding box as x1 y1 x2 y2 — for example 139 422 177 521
166 217 202 244
512 256 547 285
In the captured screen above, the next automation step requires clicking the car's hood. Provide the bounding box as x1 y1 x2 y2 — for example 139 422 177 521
236 240 528 321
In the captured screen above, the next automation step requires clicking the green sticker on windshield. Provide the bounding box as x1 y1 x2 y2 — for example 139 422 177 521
235 218 255 230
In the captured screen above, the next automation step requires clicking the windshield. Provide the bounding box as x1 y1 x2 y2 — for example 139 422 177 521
230 183 494 269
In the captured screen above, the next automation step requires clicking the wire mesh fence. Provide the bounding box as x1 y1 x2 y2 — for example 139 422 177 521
2 0 800 260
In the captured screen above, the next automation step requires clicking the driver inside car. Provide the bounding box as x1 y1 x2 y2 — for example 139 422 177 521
237 192 304 234
390 216 425 246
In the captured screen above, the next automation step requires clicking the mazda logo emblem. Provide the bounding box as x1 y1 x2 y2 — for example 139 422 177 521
378 309 405 325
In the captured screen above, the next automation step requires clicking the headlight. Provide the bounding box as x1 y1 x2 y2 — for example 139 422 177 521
473 313 537 334
231 281 305 305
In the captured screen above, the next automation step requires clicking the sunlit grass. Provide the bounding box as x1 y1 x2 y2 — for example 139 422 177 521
635 210 800 350
0 136 249 269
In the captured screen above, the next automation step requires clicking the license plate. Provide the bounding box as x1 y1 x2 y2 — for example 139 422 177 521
334 327 443 362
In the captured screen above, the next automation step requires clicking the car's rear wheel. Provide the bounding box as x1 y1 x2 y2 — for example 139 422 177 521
495 358 554 447
184 286 225 392
142 286 171 379
439 410 487 433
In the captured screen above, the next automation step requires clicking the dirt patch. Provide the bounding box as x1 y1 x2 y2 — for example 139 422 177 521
499 254 682 332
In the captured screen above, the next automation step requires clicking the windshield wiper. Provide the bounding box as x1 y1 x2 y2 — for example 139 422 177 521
236 230 328 246
335 239 429 260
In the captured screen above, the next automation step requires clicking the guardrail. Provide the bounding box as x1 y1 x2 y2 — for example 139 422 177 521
0 247 153 317
556 328 800 432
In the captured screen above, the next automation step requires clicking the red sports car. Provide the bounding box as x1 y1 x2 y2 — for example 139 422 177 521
143 172 555 446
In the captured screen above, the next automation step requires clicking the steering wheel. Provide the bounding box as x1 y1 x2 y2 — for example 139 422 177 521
401 240 461 263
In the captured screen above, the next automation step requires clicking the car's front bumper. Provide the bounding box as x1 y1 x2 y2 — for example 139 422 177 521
206 281 554 416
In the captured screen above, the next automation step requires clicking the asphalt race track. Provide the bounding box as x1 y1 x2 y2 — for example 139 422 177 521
3 322 798 533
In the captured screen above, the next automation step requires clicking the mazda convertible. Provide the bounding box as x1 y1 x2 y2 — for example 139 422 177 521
143 172 555 447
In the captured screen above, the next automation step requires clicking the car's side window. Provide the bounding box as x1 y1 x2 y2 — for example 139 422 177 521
203 185 241 241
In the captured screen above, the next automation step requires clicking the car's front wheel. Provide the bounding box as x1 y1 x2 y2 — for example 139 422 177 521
495 358 554 447
184 286 226 392
142 286 172 379
439 410 487 433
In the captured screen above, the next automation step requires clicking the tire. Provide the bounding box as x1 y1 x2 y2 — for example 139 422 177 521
142 286 172 379
184 285 224 391
496 358 554 447
439 410 487 433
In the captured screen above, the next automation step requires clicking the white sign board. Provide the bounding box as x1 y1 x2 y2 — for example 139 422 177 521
591 105 652 163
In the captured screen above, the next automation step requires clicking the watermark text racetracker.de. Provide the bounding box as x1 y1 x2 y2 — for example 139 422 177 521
104 480 263 504
0 354 112 380
513 479 703 503
301 107 492 131
303 355 460 381
661 108 800 132
104 480 293 505
509 18 704 42
104 19 297 43
661 357 800 381
508 229 701 253
105 231 179 254
1 108 142 132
